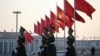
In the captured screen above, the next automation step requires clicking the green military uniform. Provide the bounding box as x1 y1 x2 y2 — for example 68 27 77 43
16 26 27 56
40 27 49 56
47 32 56 56
40 25 56 56
65 28 76 56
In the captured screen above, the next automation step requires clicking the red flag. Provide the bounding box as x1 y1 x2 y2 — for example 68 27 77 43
57 6 74 28
50 11 59 32
37 21 41 35
64 0 85 23
25 31 34 44
57 6 65 22
45 15 50 28
57 20 65 30
51 11 65 30
34 24 37 33
20 26 33 44
41 19 45 33
76 0 95 19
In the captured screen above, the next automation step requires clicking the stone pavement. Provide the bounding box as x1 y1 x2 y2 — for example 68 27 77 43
78 51 100 56
0 51 100 56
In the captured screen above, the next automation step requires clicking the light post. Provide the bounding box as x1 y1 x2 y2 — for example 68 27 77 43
13 11 21 33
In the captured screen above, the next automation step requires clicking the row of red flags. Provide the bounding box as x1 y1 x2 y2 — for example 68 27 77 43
18 0 95 45
22 0 95 44
34 0 95 35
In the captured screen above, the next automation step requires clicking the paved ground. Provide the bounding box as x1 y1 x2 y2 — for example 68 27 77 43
85 52 100 56
0 51 100 56
77 51 100 56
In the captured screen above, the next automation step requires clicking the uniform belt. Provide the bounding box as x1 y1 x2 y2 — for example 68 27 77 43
50 43 54 44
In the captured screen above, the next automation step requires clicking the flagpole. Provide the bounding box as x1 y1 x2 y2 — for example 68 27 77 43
56 2 58 52
13 11 21 36
45 14 46 27
74 0 77 50
64 0 66 53
40 17 42 35
37 22 38 35
50 9 51 25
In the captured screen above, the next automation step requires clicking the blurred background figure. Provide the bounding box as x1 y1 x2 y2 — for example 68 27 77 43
91 46 96 56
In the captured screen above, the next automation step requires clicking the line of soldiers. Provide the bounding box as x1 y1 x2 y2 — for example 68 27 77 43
12 25 76 56
40 25 76 56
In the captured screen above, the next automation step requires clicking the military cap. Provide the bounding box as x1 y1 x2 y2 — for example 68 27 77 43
68 28 73 32
49 24 54 30
44 27 48 31
20 26 25 32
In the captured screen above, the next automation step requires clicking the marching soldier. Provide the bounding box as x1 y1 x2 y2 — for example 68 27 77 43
16 26 27 56
40 24 56 56
65 28 76 56
47 24 56 56
40 27 49 56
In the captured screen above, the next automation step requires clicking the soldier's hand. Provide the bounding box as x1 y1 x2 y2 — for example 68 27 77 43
40 46 43 49
43 44 48 47
17 46 20 48
67 45 71 48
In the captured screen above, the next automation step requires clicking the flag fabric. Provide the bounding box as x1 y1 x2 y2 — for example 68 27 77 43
50 11 59 32
64 0 85 23
45 15 50 28
34 24 37 33
57 20 65 30
37 21 41 35
20 26 34 44
41 19 45 33
76 0 95 19
39 18 43 36
51 11 65 30
57 6 74 28
25 31 34 44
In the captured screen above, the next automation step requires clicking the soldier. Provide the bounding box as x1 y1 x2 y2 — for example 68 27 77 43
16 26 27 56
40 27 49 56
40 24 56 56
48 24 56 56
65 28 76 56
67 28 75 45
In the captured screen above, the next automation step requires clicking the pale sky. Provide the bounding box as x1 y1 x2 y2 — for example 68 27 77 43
0 0 100 39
